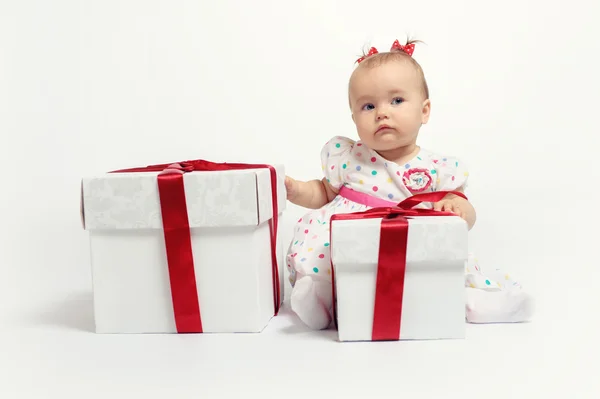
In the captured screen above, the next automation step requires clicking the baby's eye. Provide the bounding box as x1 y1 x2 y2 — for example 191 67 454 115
362 103 375 111
392 97 404 105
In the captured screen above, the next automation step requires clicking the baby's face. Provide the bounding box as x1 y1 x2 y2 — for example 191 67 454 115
349 60 430 153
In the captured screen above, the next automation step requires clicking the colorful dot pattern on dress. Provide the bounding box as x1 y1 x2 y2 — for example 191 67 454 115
319 135 469 197
302 139 465 238
288 136 479 296
461 254 522 294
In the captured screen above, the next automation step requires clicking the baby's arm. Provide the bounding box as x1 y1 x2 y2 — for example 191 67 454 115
285 176 338 209
286 136 354 209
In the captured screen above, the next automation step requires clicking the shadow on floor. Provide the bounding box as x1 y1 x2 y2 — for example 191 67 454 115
270 302 339 341
33 295 342 340
35 292 95 332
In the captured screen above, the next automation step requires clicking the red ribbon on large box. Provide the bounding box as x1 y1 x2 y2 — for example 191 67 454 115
330 190 467 341
110 159 281 333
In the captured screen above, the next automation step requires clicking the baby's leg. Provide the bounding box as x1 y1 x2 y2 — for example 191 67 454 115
286 214 333 330
465 253 534 323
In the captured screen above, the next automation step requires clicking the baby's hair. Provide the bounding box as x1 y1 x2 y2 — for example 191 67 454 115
355 37 430 99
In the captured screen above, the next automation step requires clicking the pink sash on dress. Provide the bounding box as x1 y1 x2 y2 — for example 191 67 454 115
338 185 398 208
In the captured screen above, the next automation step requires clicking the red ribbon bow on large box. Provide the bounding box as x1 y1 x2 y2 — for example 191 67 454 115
330 190 467 341
110 159 281 333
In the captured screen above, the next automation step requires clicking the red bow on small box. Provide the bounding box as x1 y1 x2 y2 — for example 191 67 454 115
356 39 416 63
110 159 282 333
330 190 467 341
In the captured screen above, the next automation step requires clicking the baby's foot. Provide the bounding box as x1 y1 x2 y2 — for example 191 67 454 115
465 287 534 323
290 275 332 330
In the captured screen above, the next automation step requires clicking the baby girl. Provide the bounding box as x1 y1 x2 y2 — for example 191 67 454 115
284 39 534 330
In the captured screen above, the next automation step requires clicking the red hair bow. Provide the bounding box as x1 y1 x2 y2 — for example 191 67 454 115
356 46 379 63
390 39 415 56
356 40 415 63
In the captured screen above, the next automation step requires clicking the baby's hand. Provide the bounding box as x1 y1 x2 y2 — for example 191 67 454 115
432 193 476 230
433 196 469 219
285 176 300 201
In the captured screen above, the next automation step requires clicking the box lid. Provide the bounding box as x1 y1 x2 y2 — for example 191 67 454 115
331 216 468 267
81 164 286 230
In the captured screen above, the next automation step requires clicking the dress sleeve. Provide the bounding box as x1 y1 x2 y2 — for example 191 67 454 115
434 156 470 193
320 136 355 190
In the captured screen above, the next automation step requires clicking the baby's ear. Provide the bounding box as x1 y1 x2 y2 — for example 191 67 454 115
421 99 431 124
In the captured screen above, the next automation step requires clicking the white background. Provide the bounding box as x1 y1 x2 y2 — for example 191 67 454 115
1 0 598 397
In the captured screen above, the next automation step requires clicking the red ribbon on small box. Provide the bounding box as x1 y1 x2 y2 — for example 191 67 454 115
330 190 467 341
110 159 282 333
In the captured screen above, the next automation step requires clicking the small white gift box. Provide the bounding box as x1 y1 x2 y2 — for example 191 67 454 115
330 207 468 342
80 160 286 334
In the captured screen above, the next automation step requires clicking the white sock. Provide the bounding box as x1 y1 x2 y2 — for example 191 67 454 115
290 275 332 330
465 287 535 323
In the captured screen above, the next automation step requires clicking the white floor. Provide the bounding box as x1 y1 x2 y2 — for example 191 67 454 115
2 205 599 399
1 276 597 399
1 204 597 398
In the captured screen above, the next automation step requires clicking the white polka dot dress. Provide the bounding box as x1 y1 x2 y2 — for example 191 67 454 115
287 136 534 329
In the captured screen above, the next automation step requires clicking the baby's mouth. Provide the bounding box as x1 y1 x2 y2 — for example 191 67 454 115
375 125 393 134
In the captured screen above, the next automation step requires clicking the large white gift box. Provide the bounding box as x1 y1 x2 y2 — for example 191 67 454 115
80 160 286 334
330 210 468 342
